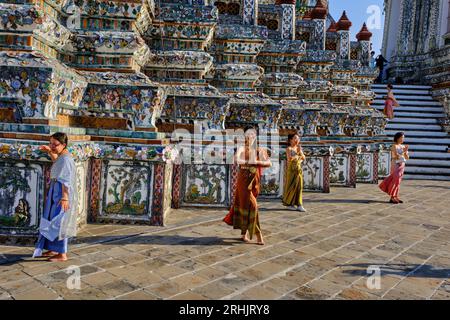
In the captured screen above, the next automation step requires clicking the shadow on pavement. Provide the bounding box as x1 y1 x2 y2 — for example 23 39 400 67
0 253 32 266
339 263 450 279
0 235 243 265
305 199 387 204
71 234 242 247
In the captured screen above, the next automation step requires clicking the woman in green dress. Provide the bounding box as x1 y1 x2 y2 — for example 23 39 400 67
283 133 306 212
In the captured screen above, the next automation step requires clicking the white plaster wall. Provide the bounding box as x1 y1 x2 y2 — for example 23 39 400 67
384 0 402 60
438 0 450 46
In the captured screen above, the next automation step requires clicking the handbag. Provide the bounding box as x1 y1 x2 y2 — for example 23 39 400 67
39 212 64 241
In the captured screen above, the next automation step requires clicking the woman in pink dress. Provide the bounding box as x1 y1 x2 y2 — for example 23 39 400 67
383 84 399 120
379 132 410 204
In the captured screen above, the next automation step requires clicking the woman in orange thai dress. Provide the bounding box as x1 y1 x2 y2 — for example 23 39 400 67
379 132 409 204
223 127 271 245
383 84 399 120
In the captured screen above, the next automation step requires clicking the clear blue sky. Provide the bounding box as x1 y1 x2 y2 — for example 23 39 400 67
328 0 385 54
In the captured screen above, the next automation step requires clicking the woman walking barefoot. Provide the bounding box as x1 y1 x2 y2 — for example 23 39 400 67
383 84 399 120
379 132 409 204
223 127 271 245
282 133 307 212
33 132 78 262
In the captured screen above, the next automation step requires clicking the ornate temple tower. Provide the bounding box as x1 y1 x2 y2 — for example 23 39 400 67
382 0 450 98
336 11 351 60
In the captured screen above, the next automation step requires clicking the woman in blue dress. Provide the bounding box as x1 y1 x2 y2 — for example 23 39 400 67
33 132 78 262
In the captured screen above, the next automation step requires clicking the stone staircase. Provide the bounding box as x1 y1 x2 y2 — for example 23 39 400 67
371 84 450 181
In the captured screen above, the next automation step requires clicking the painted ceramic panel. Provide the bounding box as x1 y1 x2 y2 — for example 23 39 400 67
80 85 158 128
0 162 43 229
379 151 391 178
330 154 349 185
303 157 323 191
260 160 282 197
100 160 153 218
182 164 228 207
163 163 173 216
75 160 88 228
356 153 374 182
0 64 52 119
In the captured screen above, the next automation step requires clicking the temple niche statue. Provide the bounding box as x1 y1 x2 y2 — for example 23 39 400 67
0 0 389 242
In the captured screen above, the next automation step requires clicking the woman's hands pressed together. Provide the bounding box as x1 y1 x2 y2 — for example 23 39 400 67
59 199 70 212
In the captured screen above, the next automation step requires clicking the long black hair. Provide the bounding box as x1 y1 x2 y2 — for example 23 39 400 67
393 132 404 143
287 132 300 146
244 125 256 133
51 132 68 149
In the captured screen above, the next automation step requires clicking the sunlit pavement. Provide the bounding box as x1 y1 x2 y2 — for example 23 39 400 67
1 180 449 300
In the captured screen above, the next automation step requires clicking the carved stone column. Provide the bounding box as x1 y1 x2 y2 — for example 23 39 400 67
281 4 296 40
243 0 259 26
336 11 352 60
356 23 373 67
310 0 327 50
171 164 182 209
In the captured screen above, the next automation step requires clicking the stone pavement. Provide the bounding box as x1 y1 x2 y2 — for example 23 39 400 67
1 180 450 300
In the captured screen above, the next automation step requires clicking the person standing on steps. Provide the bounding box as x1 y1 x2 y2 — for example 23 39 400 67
282 133 307 212
33 132 78 262
383 83 399 120
370 51 376 69
379 132 409 204
223 126 271 245
375 54 388 83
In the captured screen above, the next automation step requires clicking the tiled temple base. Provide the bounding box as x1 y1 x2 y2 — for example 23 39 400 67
0 142 172 243
172 153 334 210
330 153 356 188
260 160 284 198
179 164 230 208
356 152 379 184
0 157 90 245
378 151 392 180
0 0 392 244
90 160 172 227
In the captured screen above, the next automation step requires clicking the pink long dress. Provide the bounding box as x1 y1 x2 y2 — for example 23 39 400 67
384 98 394 119
379 145 406 198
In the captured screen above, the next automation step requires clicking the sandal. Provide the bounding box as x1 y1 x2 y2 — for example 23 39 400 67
34 251 57 258
42 251 57 257
47 254 68 262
